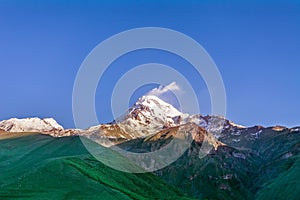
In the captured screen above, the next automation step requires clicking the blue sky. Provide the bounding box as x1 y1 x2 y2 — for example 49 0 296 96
0 1 300 128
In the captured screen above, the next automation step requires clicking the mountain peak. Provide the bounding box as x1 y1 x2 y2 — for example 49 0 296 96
0 117 63 133
0 95 246 143
112 95 186 138
134 95 183 118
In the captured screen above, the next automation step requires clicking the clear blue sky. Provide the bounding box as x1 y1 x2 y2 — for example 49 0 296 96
0 1 300 128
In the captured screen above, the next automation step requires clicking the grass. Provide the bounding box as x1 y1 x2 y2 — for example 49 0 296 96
0 134 194 200
2 127 300 199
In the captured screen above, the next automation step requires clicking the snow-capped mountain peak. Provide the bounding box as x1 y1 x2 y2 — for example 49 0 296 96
0 117 63 132
134 95 183 118
0 95 247 144
113 95 187 138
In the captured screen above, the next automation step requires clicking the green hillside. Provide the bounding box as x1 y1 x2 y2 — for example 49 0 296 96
2 128 300 200
256 155 300 199
118 127 300 200
0 134 193 200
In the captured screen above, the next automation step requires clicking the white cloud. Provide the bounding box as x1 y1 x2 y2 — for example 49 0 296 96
146 82 181 97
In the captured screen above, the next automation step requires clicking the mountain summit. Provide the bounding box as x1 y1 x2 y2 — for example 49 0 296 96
0 95 246 141
114 95 188 137
135 95 183 118
0 117 63 133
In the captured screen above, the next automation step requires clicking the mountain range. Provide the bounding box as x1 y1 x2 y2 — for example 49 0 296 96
1 95 300 199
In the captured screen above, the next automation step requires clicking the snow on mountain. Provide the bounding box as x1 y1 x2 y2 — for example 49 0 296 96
185 115 246 138
0 95 246 142
229 121 246 129
114 95 189 137
137 95 183 118
0 117 63 133
111 95 246 139
186 115 227 137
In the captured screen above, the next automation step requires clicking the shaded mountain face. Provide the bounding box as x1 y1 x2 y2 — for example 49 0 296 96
118 123 223 154
117 121 300 199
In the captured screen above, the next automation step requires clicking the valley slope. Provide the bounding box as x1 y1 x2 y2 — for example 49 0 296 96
0 133 193 199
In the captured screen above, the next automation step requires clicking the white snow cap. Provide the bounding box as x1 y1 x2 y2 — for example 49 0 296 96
114 95 186 138
135 95 182 117
0 117 63 132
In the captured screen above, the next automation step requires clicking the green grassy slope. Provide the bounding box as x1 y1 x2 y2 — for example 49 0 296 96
2 128 300 200
119 128 300 200
0 134 194 200
154 144 257 200
256 155 300 200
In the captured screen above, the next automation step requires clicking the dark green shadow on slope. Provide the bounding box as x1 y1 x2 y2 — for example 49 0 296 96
0 134 194 200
